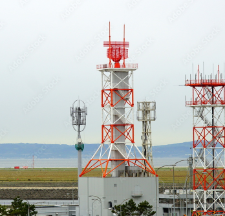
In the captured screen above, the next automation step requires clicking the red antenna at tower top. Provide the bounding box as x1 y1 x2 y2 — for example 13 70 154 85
104 22 129 68
108 22 112 68
123 24 125 68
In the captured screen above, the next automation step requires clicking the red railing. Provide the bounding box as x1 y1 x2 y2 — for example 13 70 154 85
96 63 138 69
186 100 225 106
185 79 225 86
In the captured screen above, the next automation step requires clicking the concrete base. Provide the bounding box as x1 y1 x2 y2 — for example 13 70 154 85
79 177 163 216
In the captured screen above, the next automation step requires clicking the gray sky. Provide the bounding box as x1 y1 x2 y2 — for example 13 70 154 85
0 0 225 146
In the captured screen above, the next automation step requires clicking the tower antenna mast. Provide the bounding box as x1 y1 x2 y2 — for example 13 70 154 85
137 101 156 176
70 99 87 177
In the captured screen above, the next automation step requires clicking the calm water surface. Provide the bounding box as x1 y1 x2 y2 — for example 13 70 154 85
0 157 188 168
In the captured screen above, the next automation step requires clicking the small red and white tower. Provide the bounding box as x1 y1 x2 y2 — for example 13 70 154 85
186 65 225 215
80 23 156 178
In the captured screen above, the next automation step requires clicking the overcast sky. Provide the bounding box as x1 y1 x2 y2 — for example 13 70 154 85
0 0 225 146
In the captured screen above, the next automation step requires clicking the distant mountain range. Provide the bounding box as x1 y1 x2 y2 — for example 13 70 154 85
0 142 192 159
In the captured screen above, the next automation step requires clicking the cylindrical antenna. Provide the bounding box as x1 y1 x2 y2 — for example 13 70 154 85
224 62 225 80
203 62 204 80
218 65 220 82
109 21 112 68
198 65 200 83
123 24 125 68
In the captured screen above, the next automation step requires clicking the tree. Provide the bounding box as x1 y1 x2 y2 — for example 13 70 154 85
136 200 156 216
112 199 156 216
7 197 37 216
0 204 8 216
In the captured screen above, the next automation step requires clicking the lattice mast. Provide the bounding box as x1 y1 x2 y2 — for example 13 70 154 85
185 65 225 215
80 22 157 178
137 101 156 174
70 100 87 177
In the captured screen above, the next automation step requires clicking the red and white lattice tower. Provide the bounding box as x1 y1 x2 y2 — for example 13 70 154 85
186 65 225 215
80 23 156 178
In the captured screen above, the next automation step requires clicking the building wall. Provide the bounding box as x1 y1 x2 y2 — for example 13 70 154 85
79 177 163 216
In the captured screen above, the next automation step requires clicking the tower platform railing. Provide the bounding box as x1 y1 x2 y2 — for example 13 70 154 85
185 79 225 86
186 100 225 106
96 63 138 69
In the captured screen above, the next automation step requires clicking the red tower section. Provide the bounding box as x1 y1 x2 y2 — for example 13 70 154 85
186 65 225 215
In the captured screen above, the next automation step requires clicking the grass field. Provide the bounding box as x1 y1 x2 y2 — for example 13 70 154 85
156 167 190 184
0 167 190 184
0 168 103 182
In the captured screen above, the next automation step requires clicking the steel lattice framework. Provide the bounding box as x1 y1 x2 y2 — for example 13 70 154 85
186 65 225 215
80 23 156 178
137 101 156 175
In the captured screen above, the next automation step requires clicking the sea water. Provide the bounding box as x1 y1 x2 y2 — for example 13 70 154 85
0 157 188 168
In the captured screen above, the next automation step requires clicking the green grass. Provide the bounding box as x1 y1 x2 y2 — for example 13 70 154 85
0 167 189 183
0 168 103 182
157 167 189 184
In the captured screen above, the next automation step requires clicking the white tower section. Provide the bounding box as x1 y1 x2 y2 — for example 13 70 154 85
101 67 135 177
137 101 156 170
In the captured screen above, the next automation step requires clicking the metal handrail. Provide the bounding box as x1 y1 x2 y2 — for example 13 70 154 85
186 100 225 105
185 79 225 86
96 63 138 69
